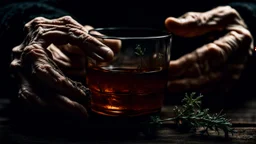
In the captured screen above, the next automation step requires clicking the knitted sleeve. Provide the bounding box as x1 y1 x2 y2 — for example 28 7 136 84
0 2 71 98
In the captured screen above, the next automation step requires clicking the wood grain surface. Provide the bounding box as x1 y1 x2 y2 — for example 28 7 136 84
0 98 255 144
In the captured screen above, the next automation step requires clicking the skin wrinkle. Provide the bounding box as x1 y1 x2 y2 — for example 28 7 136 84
10 16 108 118
10 15 122 118
166 6 253 92
8 5 254 117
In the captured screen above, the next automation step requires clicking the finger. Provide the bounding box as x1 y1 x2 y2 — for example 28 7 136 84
168 43 223 78
25 16 114 61
16 63 88 118
56 16 85 28
18 77 88 119
169 29 252 78
24 17 50 32
47 44 86 69
36 23 85 32
18 88 46 107
168 72 223 93
21 44 90 102
25 16 86 32
168 60 245 93
51 55 85 69
17 72 47 106
85 25 122 54
37 27 114 61
58 44 85 56
84 25 94 31
165 6 246 37
47 44 70 62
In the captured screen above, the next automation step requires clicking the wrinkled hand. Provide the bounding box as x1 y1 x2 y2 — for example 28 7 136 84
165 6 254 93
10 16 114 118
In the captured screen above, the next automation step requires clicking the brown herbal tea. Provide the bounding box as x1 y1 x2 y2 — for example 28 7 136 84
86 66 168 116
87 27 172 117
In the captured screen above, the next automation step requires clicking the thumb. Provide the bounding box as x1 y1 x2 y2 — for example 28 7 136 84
87 25 122 54
164 6 236 37
165 17 190 36
165 15 217 37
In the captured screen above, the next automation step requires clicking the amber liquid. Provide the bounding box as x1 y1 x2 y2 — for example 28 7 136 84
86 66 168 117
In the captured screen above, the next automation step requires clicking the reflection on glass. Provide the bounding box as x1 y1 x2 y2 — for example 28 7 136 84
87 27 172 117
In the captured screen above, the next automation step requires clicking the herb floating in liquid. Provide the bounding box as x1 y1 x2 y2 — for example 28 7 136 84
143 92 236 138
134 44 146 70
155 53 164 67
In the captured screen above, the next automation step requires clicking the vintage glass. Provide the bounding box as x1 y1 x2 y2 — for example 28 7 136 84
87 27 172 117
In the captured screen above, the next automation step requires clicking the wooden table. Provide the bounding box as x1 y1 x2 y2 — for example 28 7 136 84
0 98 256 144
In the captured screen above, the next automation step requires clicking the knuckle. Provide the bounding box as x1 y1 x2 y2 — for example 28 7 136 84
225 6 240 18
24 45 35 52
24 44 37 52
240 29 253 45
23 44 44 56
34 23 43 31
24 16 48 34
69 28 89 41
206 43 226 60
25 17 46 28
62 16 73 22
81 33 91 42
10 59 21 69
35 64 51 73
73 31 92 43
231 28 253 49
206 43 221 53
33 17 46 22
215 6 242 23
185 12 202 24
24 24 30 33
12 45 23 53
181 11 197 19
228 6 238 15
27 48 37 55
57 76 67 85
186 12 197 16
41 64 52 70
29 27 45 42
36 26 45 36
220 5 232 10
68 28 78 36
217 5 235 14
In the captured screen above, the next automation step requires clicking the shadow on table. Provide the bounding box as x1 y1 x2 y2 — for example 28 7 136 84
2 101 254 144
4 104 161 144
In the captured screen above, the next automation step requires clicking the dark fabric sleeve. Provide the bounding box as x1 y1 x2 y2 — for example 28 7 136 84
0 2 71 98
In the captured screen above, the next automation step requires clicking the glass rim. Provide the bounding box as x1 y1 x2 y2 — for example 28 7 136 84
88 27 172 40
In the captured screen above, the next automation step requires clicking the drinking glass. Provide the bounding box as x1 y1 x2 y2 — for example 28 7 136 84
87 27 172 117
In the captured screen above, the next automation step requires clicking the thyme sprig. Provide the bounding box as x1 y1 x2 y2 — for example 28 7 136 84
144 92 236 138
134 44 146 70
134 44 146 56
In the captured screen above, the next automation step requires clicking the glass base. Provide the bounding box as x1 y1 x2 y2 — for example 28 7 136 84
86 110 161 137
91 106 162 117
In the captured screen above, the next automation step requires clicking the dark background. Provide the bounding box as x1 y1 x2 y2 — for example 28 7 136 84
0 0 256 143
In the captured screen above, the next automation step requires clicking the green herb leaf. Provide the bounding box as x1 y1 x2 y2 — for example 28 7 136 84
144 92 236 138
